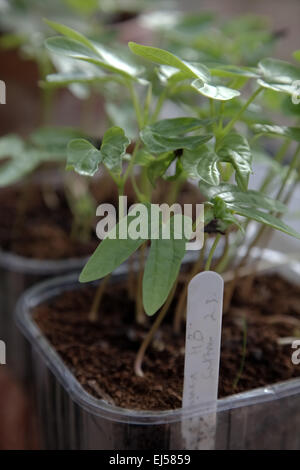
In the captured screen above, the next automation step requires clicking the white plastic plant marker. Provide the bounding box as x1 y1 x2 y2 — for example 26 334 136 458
182 271 224 450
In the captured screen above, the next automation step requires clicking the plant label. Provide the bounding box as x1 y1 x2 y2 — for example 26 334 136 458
182 271 224 450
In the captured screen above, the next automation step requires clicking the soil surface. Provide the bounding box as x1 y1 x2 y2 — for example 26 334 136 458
0 176 202 260
33 273 300 411
0 177 105 259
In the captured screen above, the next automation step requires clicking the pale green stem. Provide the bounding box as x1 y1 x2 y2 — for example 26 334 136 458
259 139 291 194
151 88 168 123
134 279 178 377
205 233 222 271
128 80 143 128
223 87 263 135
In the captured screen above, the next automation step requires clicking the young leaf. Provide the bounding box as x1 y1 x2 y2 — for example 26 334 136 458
0 151 39 187
30 126 87 149
140 117 212 153
258 58 300 84
44 70 107 88
258 58 300 96
67 139 102 176
182 145 220 185
252 124 300 142
144 117 211 136
128 42 210 82
99 127 130 175
147 152 176 185
212 197 245 234
143 214 189 316
0 135 24 158
199 182 286 213
231 205 300 240
217 134 252 190
80 210 149 282
44 19 98 51
46 37 143 80
192 79 240 101
208 64 259 78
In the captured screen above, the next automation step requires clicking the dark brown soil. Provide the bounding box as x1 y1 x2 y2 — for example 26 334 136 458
33 273 300 411
0 180 102 259
0 176 203 260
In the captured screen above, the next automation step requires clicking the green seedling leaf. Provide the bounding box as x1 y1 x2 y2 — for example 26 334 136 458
80 208 150 282
140 117 213 153
99 127 130 175
258 58 300 96
182 145 220 185
143 214 190 316
217 133 252 190
191 79 240 101
44 19 97 50
0 151 39 187
208 64 259 78
45 20 144 81
257 79 298 96
67 139 102 176
212 197 245 233
44 70 107 88
147 152 176 185
231 205 300 240
30 126 87 149
200 182 286 213
252 124 300 142
46 36 143 80
134 149 155 166
259 58 300 84
141 132 212 154
129 42 210 82
0 135 24 158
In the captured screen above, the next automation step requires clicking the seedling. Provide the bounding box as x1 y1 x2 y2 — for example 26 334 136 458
0 126 97 243
44 22 300 377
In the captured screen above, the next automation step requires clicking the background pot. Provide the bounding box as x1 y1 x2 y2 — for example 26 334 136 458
15 251 300 449
0 250 89 382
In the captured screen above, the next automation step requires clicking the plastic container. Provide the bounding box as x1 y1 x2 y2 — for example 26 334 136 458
15 251 300 449
0 250 89 381
0 169 108 381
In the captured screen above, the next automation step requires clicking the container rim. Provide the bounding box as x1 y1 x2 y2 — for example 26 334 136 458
15 248 300 425
0 248 90 275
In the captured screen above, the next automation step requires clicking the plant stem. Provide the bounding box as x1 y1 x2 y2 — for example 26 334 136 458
166 178 184 205
151 88 168 123
143 82 152 125
134 280 178 377
205 233 222 271
89 274 111 323
128 80 143 128
223 87 263 136
241 143 300 265
258 139 291 194
173 234 208 334
275 143 300 201
214 232 229 273
122 141 140 185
